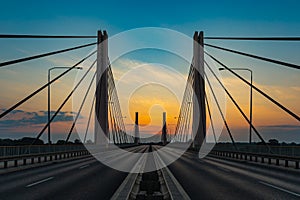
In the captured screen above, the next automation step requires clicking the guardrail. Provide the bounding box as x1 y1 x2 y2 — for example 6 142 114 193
210 150 300 169
213 144 300 157
0 145 87 157
0 144 140 169
0 148 89 169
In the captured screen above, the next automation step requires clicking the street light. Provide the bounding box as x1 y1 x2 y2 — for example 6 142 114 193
48 66 83 144
219 67 253 144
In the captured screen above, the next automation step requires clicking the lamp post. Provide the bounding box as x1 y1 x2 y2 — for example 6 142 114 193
219 67 253 144
48 66 82 144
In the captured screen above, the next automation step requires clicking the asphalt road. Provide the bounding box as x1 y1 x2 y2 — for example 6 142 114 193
1 145 299 200
0 145 148 200
163 149 300 199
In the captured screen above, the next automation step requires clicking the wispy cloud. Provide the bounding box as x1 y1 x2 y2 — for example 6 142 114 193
0 109 81 128
110 58 187 127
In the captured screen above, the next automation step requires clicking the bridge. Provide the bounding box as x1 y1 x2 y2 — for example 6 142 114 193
0 29 299 199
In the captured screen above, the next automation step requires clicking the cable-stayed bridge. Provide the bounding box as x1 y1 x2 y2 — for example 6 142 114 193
0 30 299 199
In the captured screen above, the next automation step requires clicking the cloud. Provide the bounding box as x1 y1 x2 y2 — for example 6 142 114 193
111 58 189 81
0 109 81 128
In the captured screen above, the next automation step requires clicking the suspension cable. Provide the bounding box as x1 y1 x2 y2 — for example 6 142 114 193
66 72 97 143
32 60 96 144
0 42 97 68
175 64 194 141
108 91 116 144
205 73 238 150
0 50 96 119
204 43 300 70
205 61 269 148
176 64 193 137
182 66 194 142
110 88 120 143
205 51 300 122
181 65 194 142
205 93 217 143
107 63 128 143
83 95 96 143
204 37 300 41
0 34 96 39
174 65 192 138
109 76 121 143
107 68 118 143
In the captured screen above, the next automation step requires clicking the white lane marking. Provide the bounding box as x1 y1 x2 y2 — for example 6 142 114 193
79 164 90 169
259 181 300 197
26 177 54 188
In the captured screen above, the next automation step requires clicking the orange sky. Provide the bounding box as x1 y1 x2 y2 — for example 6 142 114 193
1 57 299 143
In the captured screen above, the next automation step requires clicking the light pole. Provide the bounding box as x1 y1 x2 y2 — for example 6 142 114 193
48 66 82 144
219 67 253 144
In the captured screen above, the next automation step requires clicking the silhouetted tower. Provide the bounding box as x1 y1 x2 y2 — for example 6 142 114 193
192 31 206 148
161 112 167 145
95 30 108 144
134 112 140 144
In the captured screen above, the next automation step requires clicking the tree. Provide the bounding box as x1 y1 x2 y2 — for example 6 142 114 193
268 139 279 145
74 139 82 144
56 140 66 145
86 139 93 144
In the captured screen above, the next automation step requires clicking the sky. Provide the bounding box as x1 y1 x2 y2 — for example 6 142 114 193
0 0 299 143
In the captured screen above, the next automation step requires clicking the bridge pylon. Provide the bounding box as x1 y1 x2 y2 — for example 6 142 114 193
134 112 140 144
192 31 206 148
95 30 109 144
161 112 167 145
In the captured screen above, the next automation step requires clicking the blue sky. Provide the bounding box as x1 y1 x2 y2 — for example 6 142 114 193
0 0 299 143
1 0 300 35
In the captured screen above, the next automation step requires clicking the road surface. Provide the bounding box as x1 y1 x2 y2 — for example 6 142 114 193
1 145 299 199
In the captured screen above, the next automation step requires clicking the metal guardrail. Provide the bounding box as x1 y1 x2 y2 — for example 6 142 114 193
0 146 89 169
0 145 86 157
213 144 300 157
0 144 140 169
210 150 300 169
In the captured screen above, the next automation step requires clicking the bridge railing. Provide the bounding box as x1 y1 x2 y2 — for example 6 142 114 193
0 148 89 169
0 145 86 158
213 144 300 157
210 148 300 169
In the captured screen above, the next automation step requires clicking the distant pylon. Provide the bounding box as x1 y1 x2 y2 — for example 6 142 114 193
134 112 140 144
161 112 167 145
